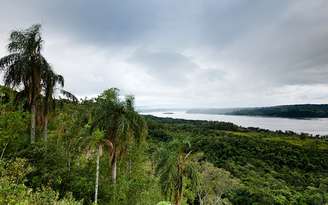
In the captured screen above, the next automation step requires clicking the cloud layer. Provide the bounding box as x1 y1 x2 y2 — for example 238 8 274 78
0 0 327 108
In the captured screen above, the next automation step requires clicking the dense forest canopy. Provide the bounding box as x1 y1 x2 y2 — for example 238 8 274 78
0 25 328 205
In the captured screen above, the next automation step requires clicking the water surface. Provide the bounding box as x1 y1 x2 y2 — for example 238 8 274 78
142 111 328 136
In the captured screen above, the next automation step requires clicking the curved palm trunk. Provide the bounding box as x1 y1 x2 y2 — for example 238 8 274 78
31 103 36 144
105 139 117 183
111 152 117 183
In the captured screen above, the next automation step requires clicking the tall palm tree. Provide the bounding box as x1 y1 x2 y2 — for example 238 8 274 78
81 128 105 205
42 69 64 141
92 88 147 183
156 140 199 205
0 24 51 143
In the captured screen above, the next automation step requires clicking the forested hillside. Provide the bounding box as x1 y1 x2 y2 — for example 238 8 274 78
146 116 328 204
228 104 328 118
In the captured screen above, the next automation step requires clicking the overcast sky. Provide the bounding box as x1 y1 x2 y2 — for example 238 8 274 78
0 0 328 108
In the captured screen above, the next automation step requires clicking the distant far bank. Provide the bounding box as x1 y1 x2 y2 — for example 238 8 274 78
141 111 328 136
186 104 328 119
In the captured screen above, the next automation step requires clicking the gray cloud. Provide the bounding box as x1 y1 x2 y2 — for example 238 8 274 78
127 48 199 85
0 0 327 107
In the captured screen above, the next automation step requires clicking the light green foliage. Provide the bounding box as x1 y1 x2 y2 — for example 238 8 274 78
0 158 81 205
97 143 162 205
157 201 171 205
197 162 241 205
93 129 105 145
156 140 200 205
0 110 29 159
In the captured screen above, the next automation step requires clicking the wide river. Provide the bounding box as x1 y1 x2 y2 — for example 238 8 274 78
142 111 328 136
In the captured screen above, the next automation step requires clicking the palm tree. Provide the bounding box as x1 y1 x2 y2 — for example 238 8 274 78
156 140 199 205
92 88 147 183
0 24 52 143
87 129 105 205
42 69 64 141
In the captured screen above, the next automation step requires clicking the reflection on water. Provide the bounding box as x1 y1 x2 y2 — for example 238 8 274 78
142 111 328 136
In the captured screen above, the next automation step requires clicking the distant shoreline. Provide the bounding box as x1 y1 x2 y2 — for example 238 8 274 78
186 104 328 119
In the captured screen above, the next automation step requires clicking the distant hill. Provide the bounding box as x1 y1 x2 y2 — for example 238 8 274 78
187 104 328 118
186 107 247 115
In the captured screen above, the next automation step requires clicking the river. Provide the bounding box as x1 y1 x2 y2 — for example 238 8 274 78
142 111 328 136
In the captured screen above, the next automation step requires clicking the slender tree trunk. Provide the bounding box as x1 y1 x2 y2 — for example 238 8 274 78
174 193 182 205
111 153 117 184
174 176 183 205
31 67 41 144
0 142 9 160
68 155 71 173
198 193 203 205
128 159 132 177
43 114 48 141
95 145 100 204
77 147 81 168
31 103 36 144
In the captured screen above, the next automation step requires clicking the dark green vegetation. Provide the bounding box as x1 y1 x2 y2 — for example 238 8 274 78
1 25 328 205
188 104 328 118
146 116 328 204
229 104 328 118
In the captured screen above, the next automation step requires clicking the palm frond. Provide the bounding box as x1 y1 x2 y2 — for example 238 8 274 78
3 58 26 88
61 90 78 103
0 53 19 70
124 95 135 110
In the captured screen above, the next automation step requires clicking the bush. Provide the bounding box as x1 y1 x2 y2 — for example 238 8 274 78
0 158 82 205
